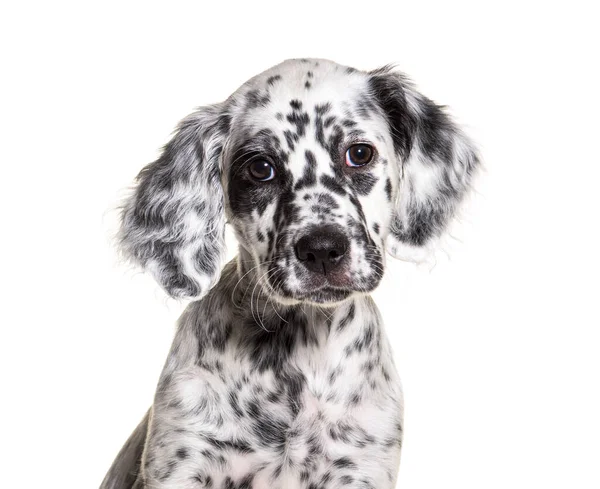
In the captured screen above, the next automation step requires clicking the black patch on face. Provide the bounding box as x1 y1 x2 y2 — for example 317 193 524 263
227 136 291 218
307 71 313 78
283 129 299 151
266 74 282 86
326 125 344 163
294 150 317 190
286 104 310 137
351 171 379 196
320 175 346 196
348 195 368 230
246 89 271 109
373 222 380 234
305 80 311 89
385 178 392 200
307 192 339 217
315 103 331 115
175 447 188 459
354 98 377 120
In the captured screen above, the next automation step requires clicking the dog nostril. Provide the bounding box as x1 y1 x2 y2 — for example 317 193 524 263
329 250 339 260
306 252 316 262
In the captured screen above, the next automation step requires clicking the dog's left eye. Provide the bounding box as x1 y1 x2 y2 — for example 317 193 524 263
345 144 374 167
248 159 276 181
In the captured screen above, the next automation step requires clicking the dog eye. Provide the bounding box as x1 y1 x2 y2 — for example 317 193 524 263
345 144 374 167
248 159 276 181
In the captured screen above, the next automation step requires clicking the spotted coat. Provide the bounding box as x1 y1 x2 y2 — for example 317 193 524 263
102 58 480 489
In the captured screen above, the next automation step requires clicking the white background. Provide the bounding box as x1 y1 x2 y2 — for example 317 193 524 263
1 1 599 488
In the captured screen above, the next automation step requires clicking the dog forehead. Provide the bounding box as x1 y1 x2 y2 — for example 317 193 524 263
236 59 373 120
247 58 365 94
226 59 389 176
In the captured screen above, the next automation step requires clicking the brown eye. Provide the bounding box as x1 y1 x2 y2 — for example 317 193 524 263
345 144 374 167
248 159 275 181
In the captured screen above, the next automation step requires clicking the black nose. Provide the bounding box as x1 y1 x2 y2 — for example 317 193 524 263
295 225 349 275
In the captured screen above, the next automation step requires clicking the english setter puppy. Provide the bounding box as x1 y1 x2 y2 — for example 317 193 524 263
101 58 479 489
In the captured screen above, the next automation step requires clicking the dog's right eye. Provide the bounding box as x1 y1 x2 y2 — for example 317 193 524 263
248 159 276 181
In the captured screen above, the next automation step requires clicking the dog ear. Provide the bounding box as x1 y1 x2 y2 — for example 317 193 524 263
119 103 231 300
370 67 480 261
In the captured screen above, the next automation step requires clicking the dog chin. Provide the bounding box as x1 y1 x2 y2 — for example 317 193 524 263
272 287 355 307
299 287 354 306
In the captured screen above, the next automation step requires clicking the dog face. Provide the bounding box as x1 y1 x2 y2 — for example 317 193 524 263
119 59 479 304
223 63 398 305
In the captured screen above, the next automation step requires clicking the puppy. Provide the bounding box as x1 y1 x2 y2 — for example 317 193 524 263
101 58 479 489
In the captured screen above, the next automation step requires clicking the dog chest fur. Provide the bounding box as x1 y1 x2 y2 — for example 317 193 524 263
142 263 403 489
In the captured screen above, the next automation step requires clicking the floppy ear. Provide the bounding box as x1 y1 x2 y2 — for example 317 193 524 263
370 67 480 261
119 103 231 300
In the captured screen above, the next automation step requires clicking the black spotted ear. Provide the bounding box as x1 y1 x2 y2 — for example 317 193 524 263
119 103 231 300
369 67 480 261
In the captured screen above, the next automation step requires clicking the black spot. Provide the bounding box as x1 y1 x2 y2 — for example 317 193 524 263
315 103 331 115
323 116 335 128
204 436 254 453
336 302 356 331
267 74 282 86
326 125 344 162
320 175 346 196
385 178 392 200
286 109 310 137
294 150 317 190
246 89 270 109
284 129 299 151
333 456 356 469
175 447 188 459
290 99 303 110
352 171 379 196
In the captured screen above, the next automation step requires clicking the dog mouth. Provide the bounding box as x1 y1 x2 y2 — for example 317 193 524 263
296 286 353 305
262 243 384 305
263 266 382 306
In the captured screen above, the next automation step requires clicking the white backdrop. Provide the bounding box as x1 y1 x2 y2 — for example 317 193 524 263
1 1 599 488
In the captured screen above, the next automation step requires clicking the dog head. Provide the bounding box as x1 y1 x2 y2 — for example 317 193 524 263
119 59 479 305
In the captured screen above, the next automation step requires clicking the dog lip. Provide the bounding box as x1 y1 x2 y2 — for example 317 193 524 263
299 286 353 304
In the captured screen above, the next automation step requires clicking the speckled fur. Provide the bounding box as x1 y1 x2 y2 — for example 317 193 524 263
102 59 479 489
